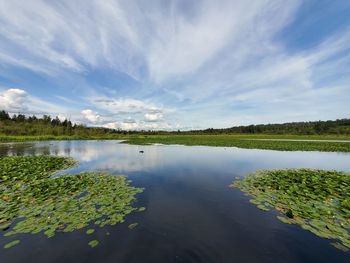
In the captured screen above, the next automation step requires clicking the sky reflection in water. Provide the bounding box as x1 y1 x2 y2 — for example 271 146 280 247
0 141 349 263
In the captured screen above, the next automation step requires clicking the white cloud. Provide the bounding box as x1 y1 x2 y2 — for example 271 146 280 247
144 111 163 122
104 121 138 131
0 0 300 82
0 1 349 129
0 87 81 122
0 88 28 111
92 97 158 113
90 96 168 120
89 96 169 126
103 119 171 131
81 109 100 123
0 0 143 78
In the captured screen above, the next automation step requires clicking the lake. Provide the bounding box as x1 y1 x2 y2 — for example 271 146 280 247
1 140 350 263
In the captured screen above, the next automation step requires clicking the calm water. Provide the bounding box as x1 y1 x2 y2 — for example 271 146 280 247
1 140 350 263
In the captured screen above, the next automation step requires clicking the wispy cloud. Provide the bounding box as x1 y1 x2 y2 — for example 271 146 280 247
0 0 349 129
90 97 161 114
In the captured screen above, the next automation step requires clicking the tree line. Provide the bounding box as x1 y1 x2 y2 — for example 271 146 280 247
1 110 349 136
0 110 115 137
190 119 350 135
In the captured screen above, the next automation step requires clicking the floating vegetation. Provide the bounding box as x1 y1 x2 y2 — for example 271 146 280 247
231 169 350 251
4 240 20 249
123 135 350 152
88 240 99 248
0 155 144 249
128 223 138 229
86 229 95 235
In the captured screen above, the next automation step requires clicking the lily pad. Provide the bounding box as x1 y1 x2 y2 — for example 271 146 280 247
4 240 20 249
138 207 146 212
128 223 138 229
86 229 95 235
88 240 99 248
0 155 145 249
231 169 350 251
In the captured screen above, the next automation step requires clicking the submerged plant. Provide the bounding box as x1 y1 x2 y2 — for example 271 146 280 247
128 223 138 229
0 155 144 249
88 240 99 248
231 169 350 251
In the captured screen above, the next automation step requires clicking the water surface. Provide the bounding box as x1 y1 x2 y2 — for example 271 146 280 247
1 141 349 263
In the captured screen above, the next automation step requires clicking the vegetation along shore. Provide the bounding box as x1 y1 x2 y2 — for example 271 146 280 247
1 110 350 152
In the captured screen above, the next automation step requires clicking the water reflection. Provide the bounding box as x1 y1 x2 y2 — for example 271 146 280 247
0 141 163 173
1 141 349 174
0 141 350 263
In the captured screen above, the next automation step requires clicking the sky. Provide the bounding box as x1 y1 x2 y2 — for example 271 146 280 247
0 0 349 130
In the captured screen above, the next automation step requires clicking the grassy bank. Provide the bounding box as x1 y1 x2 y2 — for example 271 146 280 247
0 135 127 142
231 169 350 251
123 135 350 152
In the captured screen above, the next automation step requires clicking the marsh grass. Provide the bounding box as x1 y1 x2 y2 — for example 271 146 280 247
1 134 349 152
123 135 350 152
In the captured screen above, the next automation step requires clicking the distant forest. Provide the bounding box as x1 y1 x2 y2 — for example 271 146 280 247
0 110 115 137
193 119 350 135
0 110 349 136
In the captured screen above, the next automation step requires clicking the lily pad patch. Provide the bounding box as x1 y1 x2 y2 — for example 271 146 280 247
0 155 145 249
231 169 350 251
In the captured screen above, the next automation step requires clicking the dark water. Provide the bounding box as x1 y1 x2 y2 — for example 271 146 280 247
0 140 349 263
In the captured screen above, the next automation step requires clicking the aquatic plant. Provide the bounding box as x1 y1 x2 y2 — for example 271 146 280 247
0 155 144 249
86 229 95 235
1 134 349 152
4 240 20 249
123 135 350 152
88 240 99 248
128 223 138 229
231 169 350 251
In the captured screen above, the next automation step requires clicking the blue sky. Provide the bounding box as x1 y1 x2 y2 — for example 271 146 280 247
0 0 349 130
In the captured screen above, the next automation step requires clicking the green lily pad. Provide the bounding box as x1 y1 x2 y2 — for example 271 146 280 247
332 242 349 252
231 169 350 251
128 223 138 229
138 207 146 212
88 240 99 248
0 155 146 249
4 240 20 249
86 229 95 235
